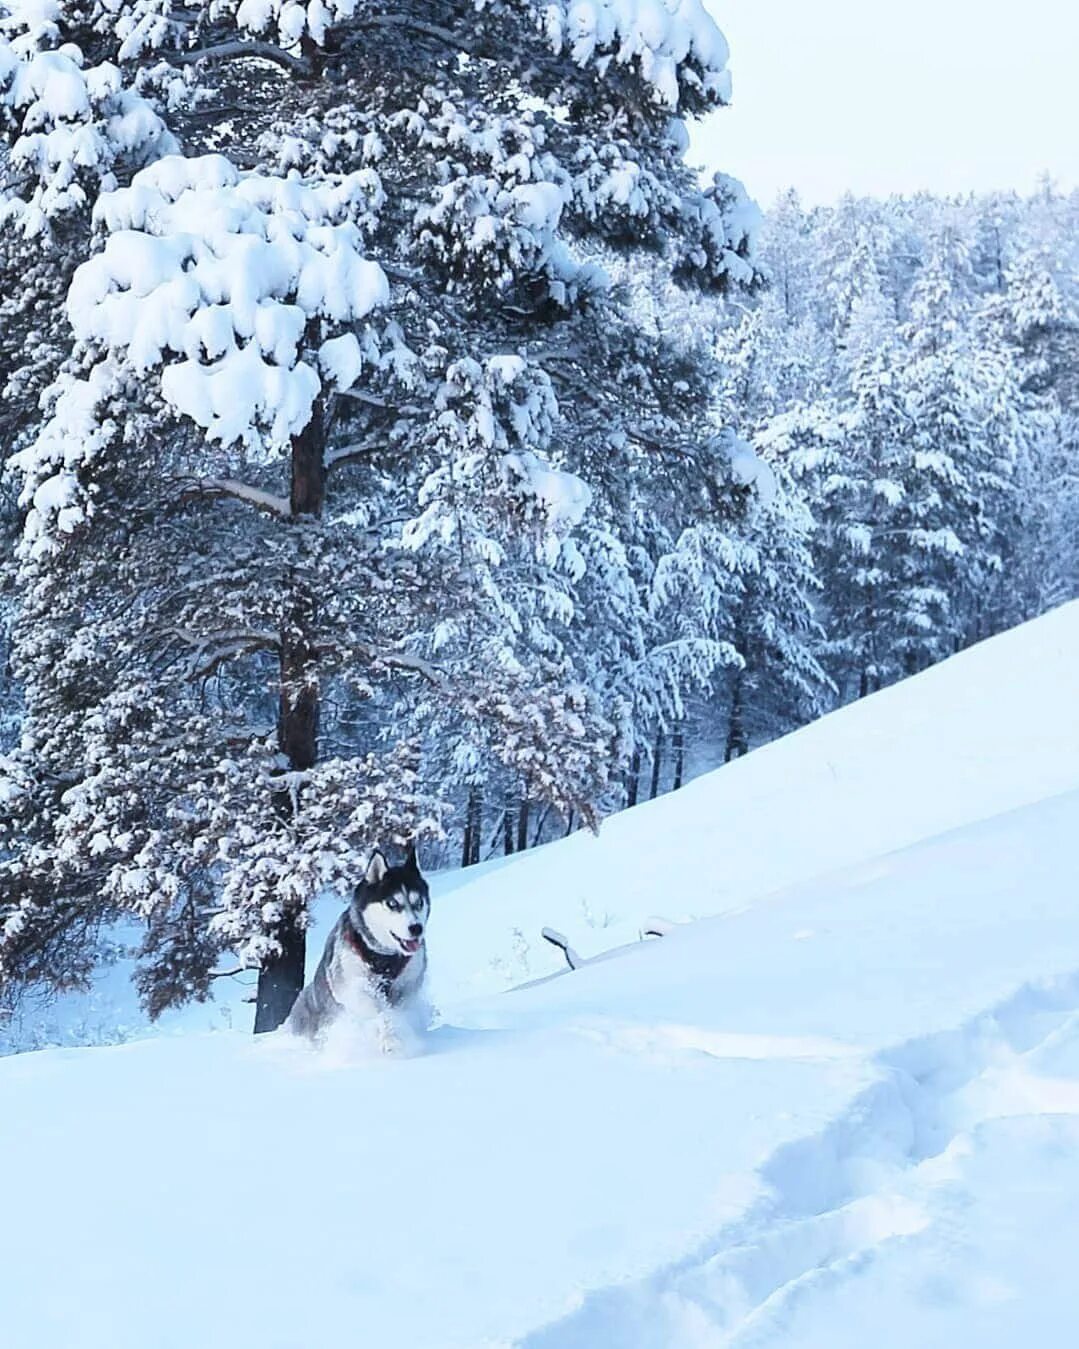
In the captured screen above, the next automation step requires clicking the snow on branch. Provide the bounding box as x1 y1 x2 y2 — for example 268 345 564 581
346 642 447 688
541 927 581 970
0 38 176 232
67 153 389 453
182 477 292 517
536 0 732 108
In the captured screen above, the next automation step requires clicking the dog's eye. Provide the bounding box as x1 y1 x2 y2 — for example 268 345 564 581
386 898 402 912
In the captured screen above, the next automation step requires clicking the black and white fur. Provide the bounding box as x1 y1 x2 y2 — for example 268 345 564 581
285 846 430 1045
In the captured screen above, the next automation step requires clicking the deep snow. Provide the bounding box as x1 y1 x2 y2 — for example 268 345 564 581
3 601 1079 1348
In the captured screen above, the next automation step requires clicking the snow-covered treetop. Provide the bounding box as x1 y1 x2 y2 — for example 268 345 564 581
210 0 732 109
67 153 388 450
536 0 732 108
2 0 733 117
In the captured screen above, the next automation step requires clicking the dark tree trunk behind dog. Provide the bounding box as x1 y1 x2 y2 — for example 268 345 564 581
254 400 326 1033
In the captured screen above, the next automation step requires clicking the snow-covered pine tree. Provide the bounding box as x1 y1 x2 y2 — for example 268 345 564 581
772 251 902 699
0 8 178 793
707 309 832 752
987 228 1079 621
896 225 1023 653
0 0 760 1024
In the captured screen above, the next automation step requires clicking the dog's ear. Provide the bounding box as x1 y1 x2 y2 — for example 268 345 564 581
364 850 388 885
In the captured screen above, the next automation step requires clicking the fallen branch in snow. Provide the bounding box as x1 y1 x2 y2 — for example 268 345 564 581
542 928 581 971
641 917 675 939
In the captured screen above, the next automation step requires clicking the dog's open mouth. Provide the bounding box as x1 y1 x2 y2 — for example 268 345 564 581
396 936 422 955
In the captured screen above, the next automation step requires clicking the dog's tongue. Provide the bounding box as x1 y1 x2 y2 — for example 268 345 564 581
400 937 420 954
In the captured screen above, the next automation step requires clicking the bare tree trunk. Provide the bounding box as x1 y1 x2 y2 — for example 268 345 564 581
672 723 685 791
503 804 515 856
649 730 665 800
254 402 325 1034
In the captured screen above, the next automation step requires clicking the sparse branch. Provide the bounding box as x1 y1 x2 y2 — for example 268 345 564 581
169 40 311 76
347 13 478 56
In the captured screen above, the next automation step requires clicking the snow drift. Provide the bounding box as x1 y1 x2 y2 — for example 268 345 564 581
2 601 1079 1348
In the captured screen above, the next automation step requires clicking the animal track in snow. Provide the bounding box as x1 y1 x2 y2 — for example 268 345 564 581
522 971 1079 1348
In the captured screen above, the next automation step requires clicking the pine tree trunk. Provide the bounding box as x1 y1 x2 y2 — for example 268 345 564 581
649 730 665 799
672 724 685 790
461 810 473 871
254 401 325 1034
725 671 748 762
626 747 641 808
471 790 484 865
516 795 530 854
530 803 553 849
503 805 515 856
462 786 483 867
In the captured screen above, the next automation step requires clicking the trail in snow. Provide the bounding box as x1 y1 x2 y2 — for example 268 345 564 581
521 968 1079 1348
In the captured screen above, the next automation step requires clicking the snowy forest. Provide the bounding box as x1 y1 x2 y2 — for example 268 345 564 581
0 0 1075 1033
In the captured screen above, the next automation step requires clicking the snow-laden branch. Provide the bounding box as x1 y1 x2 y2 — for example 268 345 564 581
182 478 292 518
318 639 446 688
65 154 389 455
357 647 445 686
324 436 385 471
165 627 281 680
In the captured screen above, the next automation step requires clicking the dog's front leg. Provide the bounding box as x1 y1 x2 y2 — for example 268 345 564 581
373 1010 406 1057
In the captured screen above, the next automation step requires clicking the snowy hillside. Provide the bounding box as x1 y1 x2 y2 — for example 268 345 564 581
3 602 1079 1348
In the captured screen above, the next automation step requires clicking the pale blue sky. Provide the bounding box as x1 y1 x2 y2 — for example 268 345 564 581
692 0 1079 205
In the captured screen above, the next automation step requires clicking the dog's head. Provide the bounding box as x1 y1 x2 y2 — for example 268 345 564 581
353 845 430 957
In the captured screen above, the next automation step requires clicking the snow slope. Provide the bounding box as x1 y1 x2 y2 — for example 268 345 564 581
426 595 1079 1003
3 602 1079 1348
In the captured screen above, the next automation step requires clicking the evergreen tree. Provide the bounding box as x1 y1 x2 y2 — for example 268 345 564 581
0 0 759 1023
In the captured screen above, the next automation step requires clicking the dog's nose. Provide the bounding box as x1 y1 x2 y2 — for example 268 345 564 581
408 922 423 938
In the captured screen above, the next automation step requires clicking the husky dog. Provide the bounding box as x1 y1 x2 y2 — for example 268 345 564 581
285 846 430 1045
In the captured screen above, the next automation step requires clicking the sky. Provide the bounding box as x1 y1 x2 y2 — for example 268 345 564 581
692 0 1079 206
